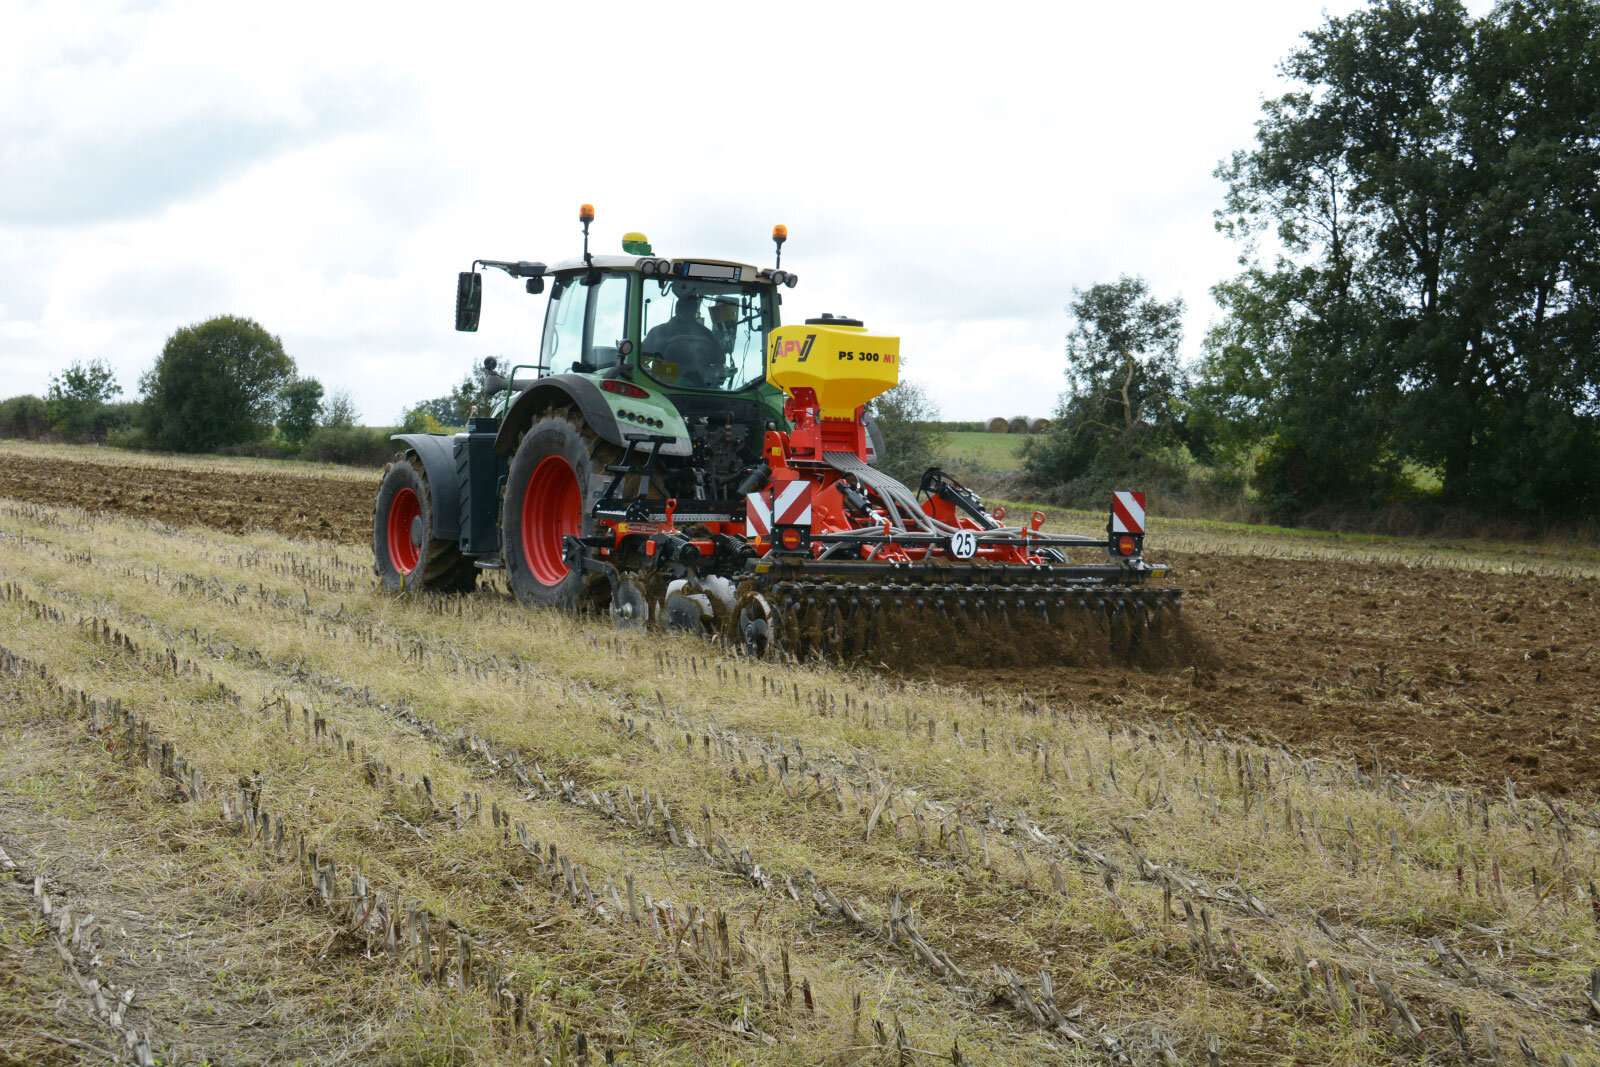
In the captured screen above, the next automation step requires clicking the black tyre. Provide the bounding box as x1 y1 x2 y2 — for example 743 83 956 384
373 454 476 594
503 411 610 608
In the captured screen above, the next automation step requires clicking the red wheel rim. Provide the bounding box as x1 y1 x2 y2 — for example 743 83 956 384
386 487 422 574
521 454 581 586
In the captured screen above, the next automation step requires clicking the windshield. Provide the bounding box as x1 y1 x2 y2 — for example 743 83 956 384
639 277 771 392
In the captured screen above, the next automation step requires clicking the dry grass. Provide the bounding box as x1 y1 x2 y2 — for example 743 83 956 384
1 497 1599 1064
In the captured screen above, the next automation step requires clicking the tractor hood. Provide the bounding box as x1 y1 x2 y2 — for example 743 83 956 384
495 373 694 459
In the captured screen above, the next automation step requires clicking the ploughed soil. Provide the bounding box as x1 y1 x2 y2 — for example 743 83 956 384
929 551 1600 798
0 450 377 543
3 450 1597 797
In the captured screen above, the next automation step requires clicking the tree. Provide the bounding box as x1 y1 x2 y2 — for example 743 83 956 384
301 388 389 466
0 395 50 439
1204 0 1600 518
407 368 494 429
320 390 358 429
45 359 124 441
47 359 120 406
1196 267 1407 515
1024 276 1190 498
140 316 295 452
399 406 447 434
276 377 324 450
1424 0 1600 512
867 380 945 487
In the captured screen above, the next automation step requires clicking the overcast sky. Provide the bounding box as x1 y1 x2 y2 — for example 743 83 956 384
1 0 1477 423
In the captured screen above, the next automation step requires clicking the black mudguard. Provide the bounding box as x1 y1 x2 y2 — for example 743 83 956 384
496 376 616 455
389 433 462 541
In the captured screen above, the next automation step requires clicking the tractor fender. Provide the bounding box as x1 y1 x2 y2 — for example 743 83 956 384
389 432 463 540
494 375 691 458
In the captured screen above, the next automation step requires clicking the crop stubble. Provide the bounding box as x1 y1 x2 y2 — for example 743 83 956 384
2 470 1599 1063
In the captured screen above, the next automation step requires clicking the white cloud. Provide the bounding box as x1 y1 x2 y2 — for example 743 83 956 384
2 0 1489 423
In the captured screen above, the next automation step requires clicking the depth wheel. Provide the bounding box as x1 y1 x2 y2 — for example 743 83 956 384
373 454 476 594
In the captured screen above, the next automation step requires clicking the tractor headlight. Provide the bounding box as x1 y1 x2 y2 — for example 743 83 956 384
784 273 798 288
641 259 657 276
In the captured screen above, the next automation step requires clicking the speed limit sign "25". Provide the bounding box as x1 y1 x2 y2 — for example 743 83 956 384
948 530 977 559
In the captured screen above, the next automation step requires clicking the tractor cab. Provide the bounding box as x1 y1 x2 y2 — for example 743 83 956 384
533 257 776 394
489 254 789 485
451 209 824 502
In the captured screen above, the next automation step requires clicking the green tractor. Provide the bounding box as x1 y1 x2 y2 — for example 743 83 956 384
372 205 884 610
376 205 1178 655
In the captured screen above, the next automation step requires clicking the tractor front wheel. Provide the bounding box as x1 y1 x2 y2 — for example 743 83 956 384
373 456 476 594
503 412 604 608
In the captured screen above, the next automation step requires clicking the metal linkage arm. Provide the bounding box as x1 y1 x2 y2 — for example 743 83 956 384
476 259 547 279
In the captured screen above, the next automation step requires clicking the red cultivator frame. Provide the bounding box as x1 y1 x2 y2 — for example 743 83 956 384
564 359 1180 658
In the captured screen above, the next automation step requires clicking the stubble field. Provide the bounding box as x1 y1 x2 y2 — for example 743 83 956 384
2 440 1598 1065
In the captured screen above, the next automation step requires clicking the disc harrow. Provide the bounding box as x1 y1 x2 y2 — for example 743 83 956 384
743 572 1181 663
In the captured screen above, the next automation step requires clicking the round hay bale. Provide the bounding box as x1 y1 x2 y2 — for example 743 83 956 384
986 416 1010 434
1007 416 1029 435
1028 417 1051 434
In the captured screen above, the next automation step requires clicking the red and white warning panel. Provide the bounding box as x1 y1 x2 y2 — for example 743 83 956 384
745 492 769 538
746 481 814 538
1110 491 1146 534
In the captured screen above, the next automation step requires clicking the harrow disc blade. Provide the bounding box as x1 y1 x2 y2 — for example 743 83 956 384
663 590 707 633
610 577 649 630
733 592 773 658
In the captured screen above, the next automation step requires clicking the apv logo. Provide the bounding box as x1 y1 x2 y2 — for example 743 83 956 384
773 333 817 363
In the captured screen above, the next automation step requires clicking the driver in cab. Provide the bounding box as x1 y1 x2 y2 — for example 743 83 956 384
643 288 722 387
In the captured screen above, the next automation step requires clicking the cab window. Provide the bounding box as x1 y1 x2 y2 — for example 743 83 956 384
640 278 770 392
540 276 587 372
587 273 630 370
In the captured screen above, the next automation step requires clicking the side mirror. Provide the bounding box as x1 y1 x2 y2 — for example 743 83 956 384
455 271 483 332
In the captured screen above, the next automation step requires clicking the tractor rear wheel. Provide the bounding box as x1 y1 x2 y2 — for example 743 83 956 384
503 411 610 608
373 455 476 594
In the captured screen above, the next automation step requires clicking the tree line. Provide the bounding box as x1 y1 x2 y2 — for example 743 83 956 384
2 316 370 462
1028 0 1599 525
0 316 495 465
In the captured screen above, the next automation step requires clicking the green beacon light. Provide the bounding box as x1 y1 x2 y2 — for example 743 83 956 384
622 231 653 255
